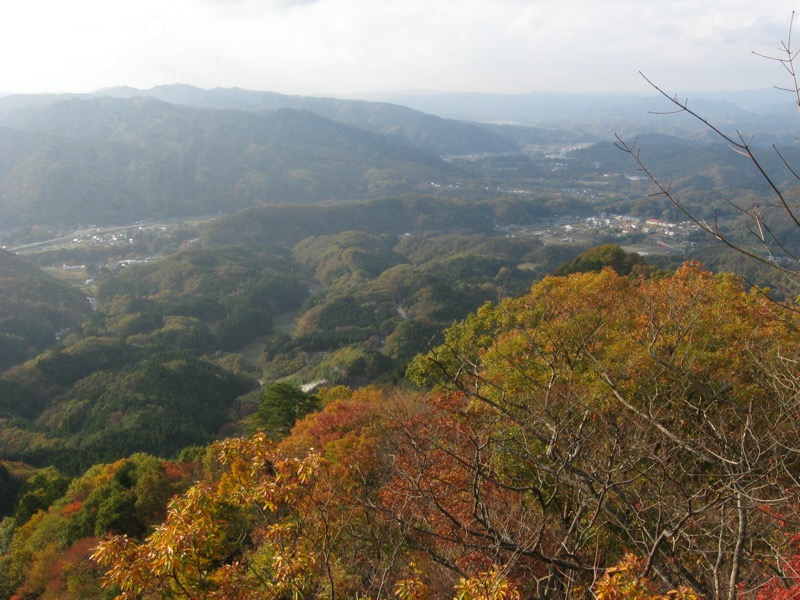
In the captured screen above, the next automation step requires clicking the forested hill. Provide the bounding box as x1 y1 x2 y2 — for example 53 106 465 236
0 95 459 228
200 195 497 247
0 250 90 370
92 83 521 156
2 87 793 232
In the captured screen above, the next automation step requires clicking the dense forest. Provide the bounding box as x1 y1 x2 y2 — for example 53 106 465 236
3 83 800 599
0 196 587 477
4 265 800 599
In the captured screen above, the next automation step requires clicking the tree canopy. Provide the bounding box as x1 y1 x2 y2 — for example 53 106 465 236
80 265 800 599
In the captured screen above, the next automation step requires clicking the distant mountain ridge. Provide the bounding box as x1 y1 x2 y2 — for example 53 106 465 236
0 83 793 231
363 88 796 141
0 93 466 228
91 84 521 156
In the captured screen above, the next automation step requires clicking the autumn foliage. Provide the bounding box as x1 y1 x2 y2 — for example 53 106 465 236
88 266 800 598
400 264 800 597
7 265 800 598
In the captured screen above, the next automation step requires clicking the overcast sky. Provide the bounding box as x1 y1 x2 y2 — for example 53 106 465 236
2 0 798 97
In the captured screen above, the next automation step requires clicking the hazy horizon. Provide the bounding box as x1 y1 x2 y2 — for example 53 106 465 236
2 1 798 99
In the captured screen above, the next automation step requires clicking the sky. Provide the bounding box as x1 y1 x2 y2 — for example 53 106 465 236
1 0 798 97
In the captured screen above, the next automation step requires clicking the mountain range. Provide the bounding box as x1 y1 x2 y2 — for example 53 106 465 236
0 84 795 230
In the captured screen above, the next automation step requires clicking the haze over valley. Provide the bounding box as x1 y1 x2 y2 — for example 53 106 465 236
5 2 800 598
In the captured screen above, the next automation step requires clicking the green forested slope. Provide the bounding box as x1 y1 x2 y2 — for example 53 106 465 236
0 250 90 371
0 97 458 227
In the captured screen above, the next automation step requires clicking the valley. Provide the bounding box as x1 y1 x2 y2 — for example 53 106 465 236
1 83 798 599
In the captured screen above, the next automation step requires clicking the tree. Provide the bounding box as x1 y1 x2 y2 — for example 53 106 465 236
93 387 535 599
92 434 324 599
87 263 800 599
13 466 70 526
92 410 410 600
552 243 651 277
401 265 800 599
0 453 194 599
252 382 321 438
0 463 21 518
615 13 800 294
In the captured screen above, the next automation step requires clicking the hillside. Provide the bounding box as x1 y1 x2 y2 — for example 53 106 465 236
0 95 458 228
93 84 521 156
0 250 90 370
1 86 791 235
0 194 585 474
5 79 800 598
199 194 497 247
6 266 800 599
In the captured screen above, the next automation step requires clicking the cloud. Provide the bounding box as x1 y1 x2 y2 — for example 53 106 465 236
1 0 798 95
